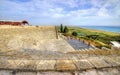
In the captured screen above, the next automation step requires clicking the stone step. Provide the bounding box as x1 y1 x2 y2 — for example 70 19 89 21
0 56 120 71
55 60 76 71
68 54 80 60
15 72 36 75
103 57 120 67
36 60 56 71
73 59 94 70
88 57 111 68
115 57 120 65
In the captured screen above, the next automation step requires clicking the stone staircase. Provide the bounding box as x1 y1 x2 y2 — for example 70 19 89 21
67 48 120 55
0 26 120 75
0 55 120 75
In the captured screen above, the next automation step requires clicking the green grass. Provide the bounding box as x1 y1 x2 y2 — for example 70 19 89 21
58 26 120 48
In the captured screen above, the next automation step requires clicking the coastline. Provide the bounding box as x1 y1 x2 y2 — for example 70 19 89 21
80 26 120 34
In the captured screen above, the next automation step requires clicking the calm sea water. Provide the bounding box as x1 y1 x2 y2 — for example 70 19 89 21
80 26 120 33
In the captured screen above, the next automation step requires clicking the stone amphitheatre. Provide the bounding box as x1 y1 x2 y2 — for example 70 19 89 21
0 25 120 75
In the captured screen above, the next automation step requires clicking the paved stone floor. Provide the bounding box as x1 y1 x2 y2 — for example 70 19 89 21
66 39 94 50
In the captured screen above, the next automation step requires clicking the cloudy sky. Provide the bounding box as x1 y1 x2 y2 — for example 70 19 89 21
0 0 120 26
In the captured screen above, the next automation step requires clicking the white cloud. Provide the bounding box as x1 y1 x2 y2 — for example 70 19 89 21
52 13 64 18
0 0 120 25
97 8 110 17
49 8 64 14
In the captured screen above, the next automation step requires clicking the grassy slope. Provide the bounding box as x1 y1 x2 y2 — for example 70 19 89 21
61 26 120 48
68 26 119 36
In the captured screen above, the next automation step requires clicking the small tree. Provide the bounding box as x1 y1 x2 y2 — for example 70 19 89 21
72 31 77 36
63 26 69 33
60 24 63 33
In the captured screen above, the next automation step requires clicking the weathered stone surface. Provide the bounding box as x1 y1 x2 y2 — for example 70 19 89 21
103 57 120 67
110 57 120 65
0 70 12 75
88 57 111 68
0 26 74 54
0 68 120 75
68 54 80 60
6 60 56 71
74 59 94 70
36 60 56 70
36 72 72 75
7 60 37 70
55 60 76 71
0 59 11 69
16 72 36 75
0 26 120 73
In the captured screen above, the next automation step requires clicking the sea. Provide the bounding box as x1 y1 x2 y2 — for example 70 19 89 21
80 26 120 34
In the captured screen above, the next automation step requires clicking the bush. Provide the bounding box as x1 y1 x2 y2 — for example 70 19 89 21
72 31 77 36
86 35 99 40
36 26 39 27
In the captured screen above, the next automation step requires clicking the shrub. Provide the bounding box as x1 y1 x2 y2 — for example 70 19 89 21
36 26 39 27
72 31 77 36
86 35 99 40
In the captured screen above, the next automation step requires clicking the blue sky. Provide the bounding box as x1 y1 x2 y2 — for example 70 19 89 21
0 0 120 26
